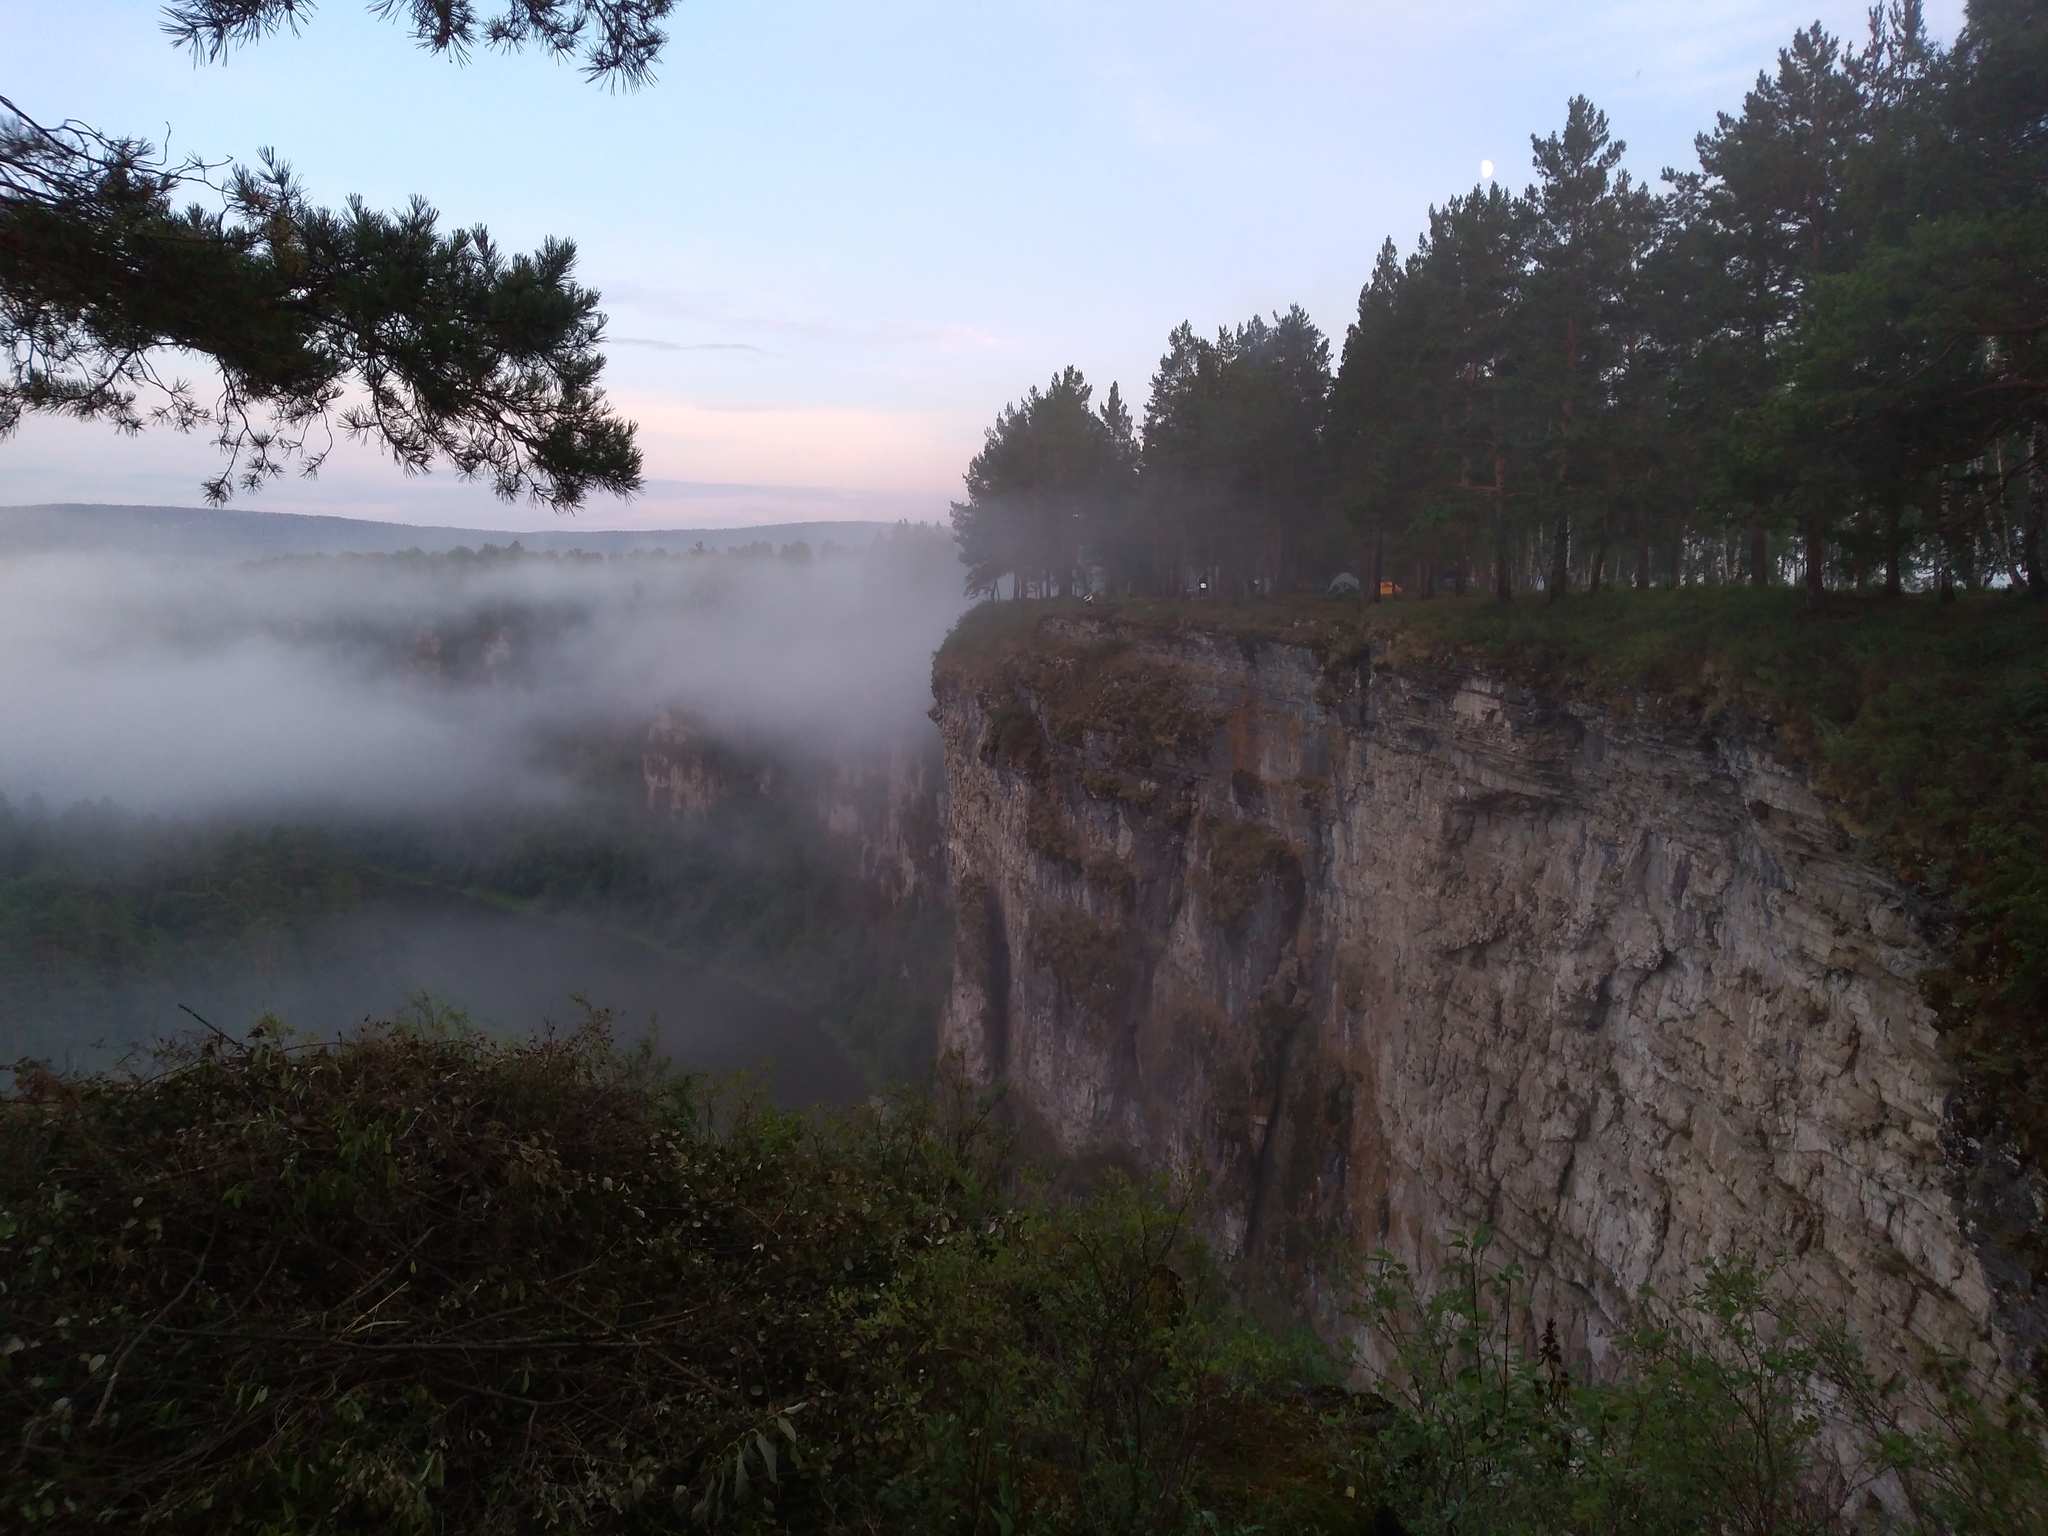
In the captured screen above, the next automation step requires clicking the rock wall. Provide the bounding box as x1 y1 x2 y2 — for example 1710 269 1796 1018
643 708 944 904
934 615 2017 1388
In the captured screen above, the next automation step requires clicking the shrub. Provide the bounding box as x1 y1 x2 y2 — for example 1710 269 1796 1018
7 1021 2043 1533
0 1019 1336 1534
1031 907 1137 1016
1343 1229 2048 1536
1203 821 1303 935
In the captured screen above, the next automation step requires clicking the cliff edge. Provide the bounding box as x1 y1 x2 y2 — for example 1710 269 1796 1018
933 602 2037 1393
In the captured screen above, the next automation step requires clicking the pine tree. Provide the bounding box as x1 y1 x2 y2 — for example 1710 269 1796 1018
1519 97 1659 599
951 368 1131 598
0 2 661 508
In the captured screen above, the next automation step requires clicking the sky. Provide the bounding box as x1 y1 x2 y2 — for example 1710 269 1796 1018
2 0 1968 532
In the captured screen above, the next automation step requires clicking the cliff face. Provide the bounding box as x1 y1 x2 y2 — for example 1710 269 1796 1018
644 708 944 904
934 614 2015 1386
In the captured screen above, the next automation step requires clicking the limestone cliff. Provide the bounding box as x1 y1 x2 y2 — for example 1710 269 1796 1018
644 708 944 903
934 612 2025 1389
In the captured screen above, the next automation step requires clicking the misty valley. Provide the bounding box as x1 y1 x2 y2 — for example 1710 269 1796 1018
9 0 2048 1526
0 529 961 1096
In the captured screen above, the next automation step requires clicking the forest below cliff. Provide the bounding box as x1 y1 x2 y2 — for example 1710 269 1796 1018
0 531 962 1091
0 761 945 1093
951 2 2045 607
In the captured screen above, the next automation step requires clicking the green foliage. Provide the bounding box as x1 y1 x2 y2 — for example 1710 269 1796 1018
1345 1231 2048 1536
0 744 948 1088
951 368 1139 600
391 764 950 1085
0 1020 1346 1533
0 804 372 1065
6 1024 2045 1532
1138 309 1333 598
164 0 678 87
0 100 640 508
5 0 657 507
959 5 2044 603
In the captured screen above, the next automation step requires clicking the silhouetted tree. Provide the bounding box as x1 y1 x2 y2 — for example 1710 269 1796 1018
958 0 2045 607
1139 310 1329 596
0 1 656 507
951 367 1132 598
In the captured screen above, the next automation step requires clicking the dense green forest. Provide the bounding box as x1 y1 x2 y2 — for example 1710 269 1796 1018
0 757 945 1089
952 2 2046 603
4 1021 2043 1533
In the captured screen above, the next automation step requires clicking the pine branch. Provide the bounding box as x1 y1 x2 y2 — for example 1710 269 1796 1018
160 0 679 87
0 100 641 508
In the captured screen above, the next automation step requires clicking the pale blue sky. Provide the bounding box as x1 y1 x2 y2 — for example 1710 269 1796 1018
3 0 1965 529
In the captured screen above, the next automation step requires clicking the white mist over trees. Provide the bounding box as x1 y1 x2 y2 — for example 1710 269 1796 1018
0 530 963 816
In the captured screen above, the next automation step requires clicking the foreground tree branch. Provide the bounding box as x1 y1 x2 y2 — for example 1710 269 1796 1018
162 0 679 88
0 97 640 508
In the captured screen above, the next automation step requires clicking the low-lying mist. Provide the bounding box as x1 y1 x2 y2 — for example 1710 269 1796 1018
0 527 967 1094
0 528 964 816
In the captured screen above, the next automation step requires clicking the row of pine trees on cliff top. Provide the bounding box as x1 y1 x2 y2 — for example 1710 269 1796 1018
951 2 2048 604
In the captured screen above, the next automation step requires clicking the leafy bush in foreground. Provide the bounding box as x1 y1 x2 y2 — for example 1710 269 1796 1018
0 1019 1340 1533
1347 1233 2048 1536
3 1020 2045 1532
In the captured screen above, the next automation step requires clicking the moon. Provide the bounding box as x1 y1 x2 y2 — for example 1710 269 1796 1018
1480 159 1495 180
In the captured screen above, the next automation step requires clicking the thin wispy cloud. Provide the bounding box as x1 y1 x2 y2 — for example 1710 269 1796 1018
610 337 770 354
598 281 1020 356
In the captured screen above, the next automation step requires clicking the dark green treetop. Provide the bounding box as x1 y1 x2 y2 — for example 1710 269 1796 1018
951 366 1135 599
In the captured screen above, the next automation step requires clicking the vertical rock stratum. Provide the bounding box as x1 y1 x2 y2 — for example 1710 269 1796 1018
933 612 2030 1391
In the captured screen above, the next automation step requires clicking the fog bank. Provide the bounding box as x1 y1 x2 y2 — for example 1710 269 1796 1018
0 530 966 817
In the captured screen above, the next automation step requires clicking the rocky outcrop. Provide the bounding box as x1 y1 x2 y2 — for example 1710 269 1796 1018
934 614 2018 1388
644 709 943 902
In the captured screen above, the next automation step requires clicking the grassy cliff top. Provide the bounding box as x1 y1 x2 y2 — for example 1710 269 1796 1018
940 588 2048 1262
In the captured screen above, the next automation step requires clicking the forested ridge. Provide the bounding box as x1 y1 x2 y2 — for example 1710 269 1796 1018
952 1 2047 604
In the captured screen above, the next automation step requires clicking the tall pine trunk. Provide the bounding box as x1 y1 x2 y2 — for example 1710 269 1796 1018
1749 521 1770 586
1548 517 1570 602
1492 455 1512 603
2027 424 2046 598
1938 478 1956 603
1803 514 1827 606
1959 464 1983 593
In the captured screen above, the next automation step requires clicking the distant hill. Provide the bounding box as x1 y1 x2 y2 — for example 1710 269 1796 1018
0 504 905 561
